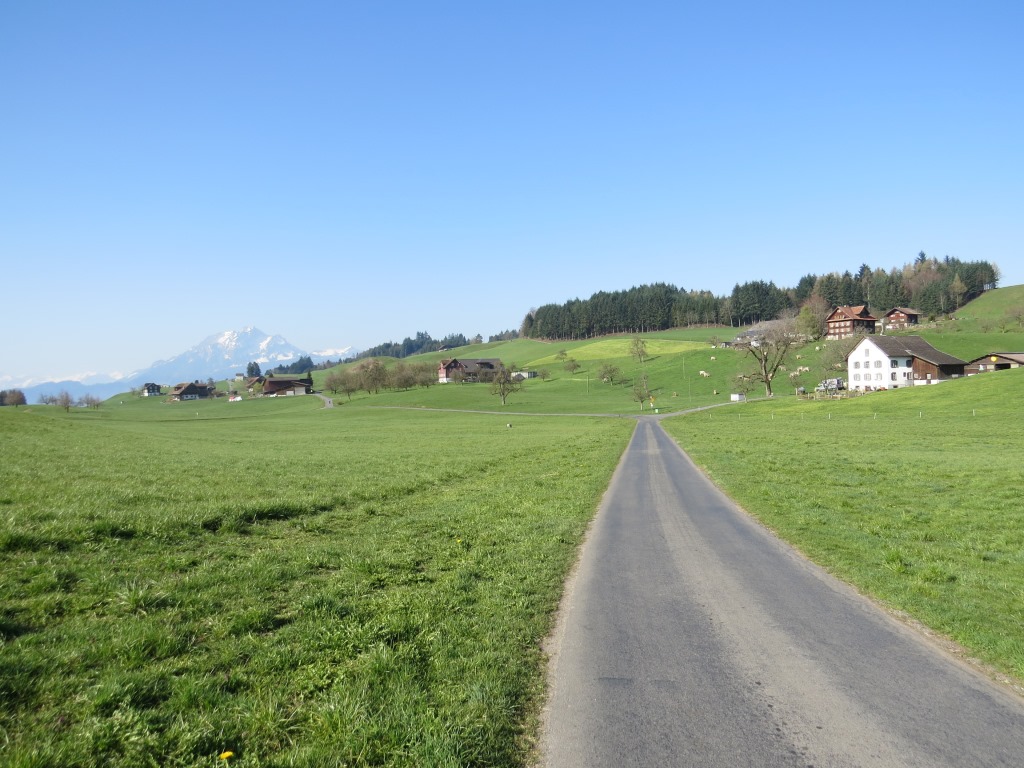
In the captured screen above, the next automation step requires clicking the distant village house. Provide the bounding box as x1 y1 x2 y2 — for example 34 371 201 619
246 374 313 396
170 381 215 401
825 305 877 340
438 358 502 383
880 307 923 331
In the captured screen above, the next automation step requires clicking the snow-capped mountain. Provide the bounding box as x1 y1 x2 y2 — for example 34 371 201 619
126 327 351 386
14 328 357 402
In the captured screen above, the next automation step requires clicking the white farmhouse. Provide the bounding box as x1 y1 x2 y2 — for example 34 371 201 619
846 336 966 392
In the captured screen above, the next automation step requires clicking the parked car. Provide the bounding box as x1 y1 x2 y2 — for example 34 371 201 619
815 378 845 392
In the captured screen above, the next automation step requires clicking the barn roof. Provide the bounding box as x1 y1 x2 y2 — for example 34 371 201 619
966 352 1024 365
862 336 965 366
827 305 876 321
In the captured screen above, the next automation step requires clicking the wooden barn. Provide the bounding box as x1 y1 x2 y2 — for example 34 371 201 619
964 353 1024 375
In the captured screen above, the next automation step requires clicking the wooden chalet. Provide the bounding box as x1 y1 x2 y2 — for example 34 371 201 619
825 305 877 340
846 336 965 391
964 353 1024 375
170 381 215 401
140 382 163 397
262 374 313 396
881 307 923 331
438 358 502 383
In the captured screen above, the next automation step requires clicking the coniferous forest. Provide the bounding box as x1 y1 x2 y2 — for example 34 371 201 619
520 255 999 340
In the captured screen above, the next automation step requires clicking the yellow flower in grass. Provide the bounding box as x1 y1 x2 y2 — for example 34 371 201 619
219 751 234 761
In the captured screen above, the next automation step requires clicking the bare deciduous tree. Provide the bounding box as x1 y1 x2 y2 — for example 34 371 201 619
735 318 799 397
390 362 417 390
598 363 620 384
490 366 521 405
357 359 389 394
564 359 581 376
630 336 648 364
323 370 343 394
0 389 27 407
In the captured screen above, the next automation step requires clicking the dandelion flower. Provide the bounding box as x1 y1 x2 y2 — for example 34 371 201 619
219 751 234 760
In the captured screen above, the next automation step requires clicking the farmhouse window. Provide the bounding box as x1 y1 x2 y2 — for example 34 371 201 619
853 374 860 381
891 372 897 381
891 360 899 368
874 360 882 368
854 361 860 369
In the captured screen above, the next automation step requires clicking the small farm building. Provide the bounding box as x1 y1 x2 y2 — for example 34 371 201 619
964 353 1024 375
263 375 313 396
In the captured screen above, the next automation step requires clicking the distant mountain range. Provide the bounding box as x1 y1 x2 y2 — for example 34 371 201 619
16 327 357 403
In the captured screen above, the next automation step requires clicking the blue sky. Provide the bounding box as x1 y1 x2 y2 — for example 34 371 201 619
2 1 1021 385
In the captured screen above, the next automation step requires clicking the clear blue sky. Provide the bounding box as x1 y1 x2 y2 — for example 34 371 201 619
2 1 1021 385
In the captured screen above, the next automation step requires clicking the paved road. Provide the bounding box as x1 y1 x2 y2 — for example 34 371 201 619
541 418 1024 767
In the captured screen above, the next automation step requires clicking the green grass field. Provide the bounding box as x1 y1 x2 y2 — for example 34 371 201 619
4 313 1024 767
0 398 634 767
661 367 1024 683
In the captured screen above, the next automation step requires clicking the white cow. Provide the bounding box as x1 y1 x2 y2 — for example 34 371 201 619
699 370 711 378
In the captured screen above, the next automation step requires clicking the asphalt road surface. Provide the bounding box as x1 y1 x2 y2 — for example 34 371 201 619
540 418 1024 767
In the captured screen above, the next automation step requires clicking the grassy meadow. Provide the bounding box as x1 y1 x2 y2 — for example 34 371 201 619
0 396 634 767
661 367 1024 683
4 298 1023 766
314 330 749 416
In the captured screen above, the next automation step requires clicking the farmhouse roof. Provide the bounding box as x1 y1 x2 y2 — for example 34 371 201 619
966 352 1024 365
885 307 923 316
863 336 965 366
828 305 876 321
440 358 501 373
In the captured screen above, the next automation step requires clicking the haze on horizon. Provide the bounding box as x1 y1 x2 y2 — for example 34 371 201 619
2 2 1021 386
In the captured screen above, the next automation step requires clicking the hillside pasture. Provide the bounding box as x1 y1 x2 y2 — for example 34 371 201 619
662 367 1024 683
0 399 634 767
337 341 745 415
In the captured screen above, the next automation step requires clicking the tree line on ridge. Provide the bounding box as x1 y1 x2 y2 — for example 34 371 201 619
519 254 999 341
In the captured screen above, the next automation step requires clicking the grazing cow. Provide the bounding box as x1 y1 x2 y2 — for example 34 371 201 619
710 356 716 361
699 370 711 378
